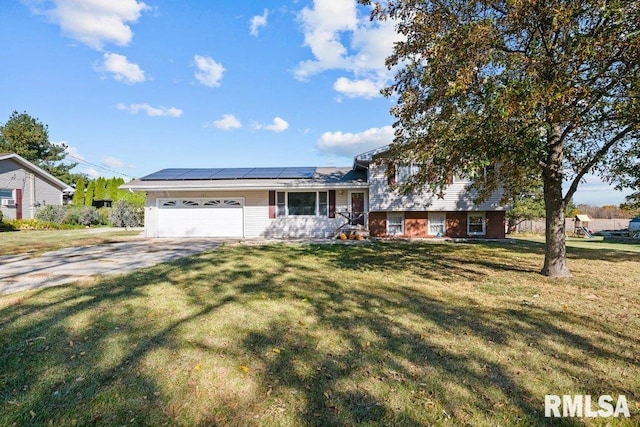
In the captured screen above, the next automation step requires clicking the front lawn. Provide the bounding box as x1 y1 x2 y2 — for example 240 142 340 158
0 240 638 426
0 228 142 256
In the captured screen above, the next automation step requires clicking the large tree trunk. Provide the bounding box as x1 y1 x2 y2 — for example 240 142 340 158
541 126 572 277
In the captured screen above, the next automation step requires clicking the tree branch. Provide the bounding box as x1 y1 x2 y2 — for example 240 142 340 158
563 124 634 204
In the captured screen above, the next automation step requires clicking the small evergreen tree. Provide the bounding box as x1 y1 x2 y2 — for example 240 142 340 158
84 181 95 207
73 177 85 206
95 177 106 200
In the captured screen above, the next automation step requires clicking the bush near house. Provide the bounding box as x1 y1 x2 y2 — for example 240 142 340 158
108 200 144 227
35 205 66 224
7 203 142 231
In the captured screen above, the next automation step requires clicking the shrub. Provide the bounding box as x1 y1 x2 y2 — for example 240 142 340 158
63 207 81 225
7 219 68 230
109 200 143 228
0 210 3 222
78 207 100 226
35 205 66 224
97 207 110 225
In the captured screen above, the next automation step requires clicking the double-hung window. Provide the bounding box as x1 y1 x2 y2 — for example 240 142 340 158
467 212 486 235
428 213 446 236
387 214 404 236
276 191 329 217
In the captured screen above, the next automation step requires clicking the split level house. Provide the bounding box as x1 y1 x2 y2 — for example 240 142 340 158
121 146 507 239
0 153 71 220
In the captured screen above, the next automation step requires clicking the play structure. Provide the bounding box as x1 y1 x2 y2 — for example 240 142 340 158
574 214 594 238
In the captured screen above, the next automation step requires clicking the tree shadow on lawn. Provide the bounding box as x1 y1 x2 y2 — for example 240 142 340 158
0 244 637 426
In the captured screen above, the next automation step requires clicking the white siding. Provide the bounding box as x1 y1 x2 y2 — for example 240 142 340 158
145 189 361 238
368 163 505 212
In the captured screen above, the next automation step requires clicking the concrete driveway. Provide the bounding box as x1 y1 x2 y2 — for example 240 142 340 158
0 239 223 295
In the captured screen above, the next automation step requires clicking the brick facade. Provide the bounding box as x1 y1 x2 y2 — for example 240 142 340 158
369 210 506 239
368 212 387 237
404 211 427 237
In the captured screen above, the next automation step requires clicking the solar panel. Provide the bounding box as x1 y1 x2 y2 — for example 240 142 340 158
178 168 224 179
243 167 287 179
211 168 255 179
278 167 316 178
141 169 192 180
141 167 318 180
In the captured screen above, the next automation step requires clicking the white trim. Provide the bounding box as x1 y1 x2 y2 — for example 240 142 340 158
467 211 486 236
428 212 446 236
386 212 404 236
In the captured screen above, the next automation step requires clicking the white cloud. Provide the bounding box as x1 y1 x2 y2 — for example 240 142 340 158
117 103 183 117
98 53 145 84
249 9 268 36
294 0 403 99
27 0 150 50
85 167 100 178
194 55 225 87
316 125 393 157
333 77 381 98
295 0 358 80
208 114 242 130
102 156 125 168
254 117 289 133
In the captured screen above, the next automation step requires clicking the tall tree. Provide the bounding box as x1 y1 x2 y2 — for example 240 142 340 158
84 181 95 207
0 111 80 184
361 0 640 276
94 177 107 200
72 177 86 207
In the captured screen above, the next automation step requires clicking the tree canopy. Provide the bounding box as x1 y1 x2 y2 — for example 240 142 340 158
361 0 640 276
0 111 82 185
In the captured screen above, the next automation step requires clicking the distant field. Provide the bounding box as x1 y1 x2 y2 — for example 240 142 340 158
1 239 638 425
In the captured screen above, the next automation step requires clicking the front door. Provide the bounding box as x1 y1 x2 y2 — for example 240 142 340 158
350 192 365 225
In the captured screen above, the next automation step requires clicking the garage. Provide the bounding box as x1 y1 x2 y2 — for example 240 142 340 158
157 198 244 237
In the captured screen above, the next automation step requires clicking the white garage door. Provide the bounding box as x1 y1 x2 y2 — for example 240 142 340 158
157 198 244 237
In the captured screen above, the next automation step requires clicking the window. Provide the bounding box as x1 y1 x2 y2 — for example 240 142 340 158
396 164 420 184
277 192 286 217
467 212 486 235
428 213 446 236
387 214 404 236
319 192 328 216
275 191 329 217
0 189 12 198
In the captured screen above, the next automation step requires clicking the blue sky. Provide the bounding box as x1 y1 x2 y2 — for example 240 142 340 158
0 0 629 205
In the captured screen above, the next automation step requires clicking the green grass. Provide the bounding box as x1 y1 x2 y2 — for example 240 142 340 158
0 228 142 256
1 240 639 426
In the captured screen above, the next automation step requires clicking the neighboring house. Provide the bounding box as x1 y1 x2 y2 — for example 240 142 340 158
122 146 507 239
0 153 71 220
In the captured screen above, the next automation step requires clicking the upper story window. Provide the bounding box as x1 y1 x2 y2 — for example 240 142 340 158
276 191 328 217
396 164 420 184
